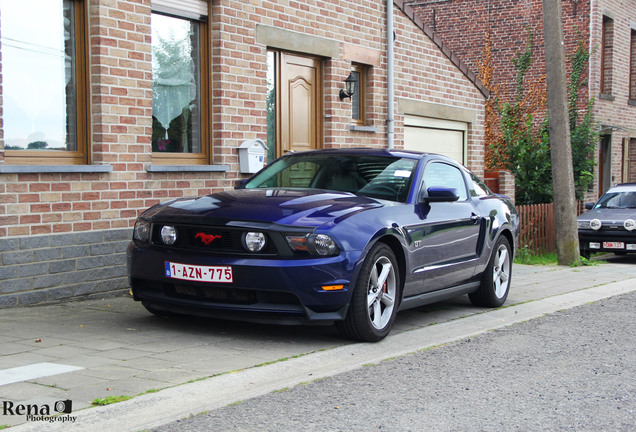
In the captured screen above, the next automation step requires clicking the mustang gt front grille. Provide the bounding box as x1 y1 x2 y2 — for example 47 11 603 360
150 224 279 255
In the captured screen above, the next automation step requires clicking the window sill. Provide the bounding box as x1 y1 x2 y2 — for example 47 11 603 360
0 164 113 174
349 125 379 133
599 93 615 101
147 164 230 173
628 99 636 106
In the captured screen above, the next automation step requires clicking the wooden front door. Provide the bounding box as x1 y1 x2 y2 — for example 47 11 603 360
280 52 322 155
599 135 612 197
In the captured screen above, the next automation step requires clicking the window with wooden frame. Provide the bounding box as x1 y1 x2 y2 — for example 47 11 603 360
1 0 89 165
151 0 210 165
630 29 636 104
601 15 614 97
350 64 367 125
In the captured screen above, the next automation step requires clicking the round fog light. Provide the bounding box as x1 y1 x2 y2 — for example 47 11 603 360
161 225 177 245
589 219 602 231
244 232 266 252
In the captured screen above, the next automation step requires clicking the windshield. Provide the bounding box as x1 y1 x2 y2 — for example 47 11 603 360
595 191 636 209
244 154 417 202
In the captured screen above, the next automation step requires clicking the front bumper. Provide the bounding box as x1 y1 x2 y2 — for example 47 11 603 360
578 230 636 254
127 243 363 324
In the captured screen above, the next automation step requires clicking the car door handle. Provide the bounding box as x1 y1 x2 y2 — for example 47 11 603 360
470 213 481 224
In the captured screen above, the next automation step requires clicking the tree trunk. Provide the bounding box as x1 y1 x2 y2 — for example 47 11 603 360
542 0 580 265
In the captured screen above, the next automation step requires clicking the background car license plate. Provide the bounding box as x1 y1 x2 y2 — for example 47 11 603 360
165 262 233 283
603 241 624 249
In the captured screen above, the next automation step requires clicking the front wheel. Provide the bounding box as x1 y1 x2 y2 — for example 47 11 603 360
142 302 181 318
469 236 512 308
337 243 401 342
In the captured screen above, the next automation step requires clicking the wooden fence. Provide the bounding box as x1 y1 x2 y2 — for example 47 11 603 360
516 202 583 254
517 202 556 254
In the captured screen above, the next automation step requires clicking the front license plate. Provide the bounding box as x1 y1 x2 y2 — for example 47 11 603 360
165 262 233 283
603 241 624 249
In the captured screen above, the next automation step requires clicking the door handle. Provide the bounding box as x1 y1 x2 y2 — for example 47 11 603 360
470 213 481 224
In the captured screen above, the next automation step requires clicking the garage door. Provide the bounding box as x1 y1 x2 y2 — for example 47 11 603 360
404 115 467 164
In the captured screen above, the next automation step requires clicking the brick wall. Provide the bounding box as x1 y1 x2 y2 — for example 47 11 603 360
411 0 636 202
0 0 486 306
588 0 636 197
411 0 590 107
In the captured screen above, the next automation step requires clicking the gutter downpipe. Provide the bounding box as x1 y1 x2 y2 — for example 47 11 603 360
387 0 395 150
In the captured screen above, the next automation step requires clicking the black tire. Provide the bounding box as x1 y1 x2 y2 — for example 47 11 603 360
469 236 512 308
337 243 401 342
580 250 592 259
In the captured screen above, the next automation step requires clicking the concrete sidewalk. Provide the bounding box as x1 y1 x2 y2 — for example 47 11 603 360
2 255 636 430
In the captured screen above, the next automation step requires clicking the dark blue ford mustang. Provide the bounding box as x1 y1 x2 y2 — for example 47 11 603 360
128 149 519 342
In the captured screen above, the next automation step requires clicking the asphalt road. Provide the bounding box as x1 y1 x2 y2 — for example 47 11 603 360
153 291 636 432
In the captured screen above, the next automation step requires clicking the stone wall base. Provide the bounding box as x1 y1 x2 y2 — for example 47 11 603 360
0 229 131 307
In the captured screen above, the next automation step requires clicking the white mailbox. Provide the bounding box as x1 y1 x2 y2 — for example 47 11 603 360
238 139 268 174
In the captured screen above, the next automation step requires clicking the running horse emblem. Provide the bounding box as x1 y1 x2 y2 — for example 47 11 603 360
195 232 222 245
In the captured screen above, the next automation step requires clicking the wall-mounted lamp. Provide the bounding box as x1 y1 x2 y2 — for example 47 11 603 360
339 72 357 101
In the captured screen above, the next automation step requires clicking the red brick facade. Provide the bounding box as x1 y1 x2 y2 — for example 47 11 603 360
411 0 590 104
410 0 636 198
589 0 636 189
0 1 488 305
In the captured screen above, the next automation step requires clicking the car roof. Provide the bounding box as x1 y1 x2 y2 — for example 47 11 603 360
606 183 636 193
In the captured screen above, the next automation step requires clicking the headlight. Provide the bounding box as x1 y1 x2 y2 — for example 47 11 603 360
309 234 338 256
243 232 266 252
161 225 177 245
133 219 150 242
577 220 589 229
286 234 339 256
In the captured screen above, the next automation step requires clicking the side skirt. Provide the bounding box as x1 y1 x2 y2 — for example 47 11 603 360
398 282 480 311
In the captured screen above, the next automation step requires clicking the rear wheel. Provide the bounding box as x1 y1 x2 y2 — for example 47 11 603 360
337 243 400 342
469 236 512 308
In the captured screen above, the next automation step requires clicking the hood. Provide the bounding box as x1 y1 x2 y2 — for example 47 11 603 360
578 208 636 224
142 189 386 229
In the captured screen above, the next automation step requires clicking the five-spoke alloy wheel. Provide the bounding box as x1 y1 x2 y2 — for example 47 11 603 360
469 236 512 308
338 243 400 342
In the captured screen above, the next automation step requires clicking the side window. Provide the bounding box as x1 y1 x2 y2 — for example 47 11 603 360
422 162 468 201
1 0 89 165
151 0 210 164
469 172 492 197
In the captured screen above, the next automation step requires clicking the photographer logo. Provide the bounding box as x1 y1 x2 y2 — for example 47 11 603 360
2 399 76 423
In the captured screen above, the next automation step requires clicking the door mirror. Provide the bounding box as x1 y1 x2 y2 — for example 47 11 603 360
421 187 460 203
234 179 248 190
